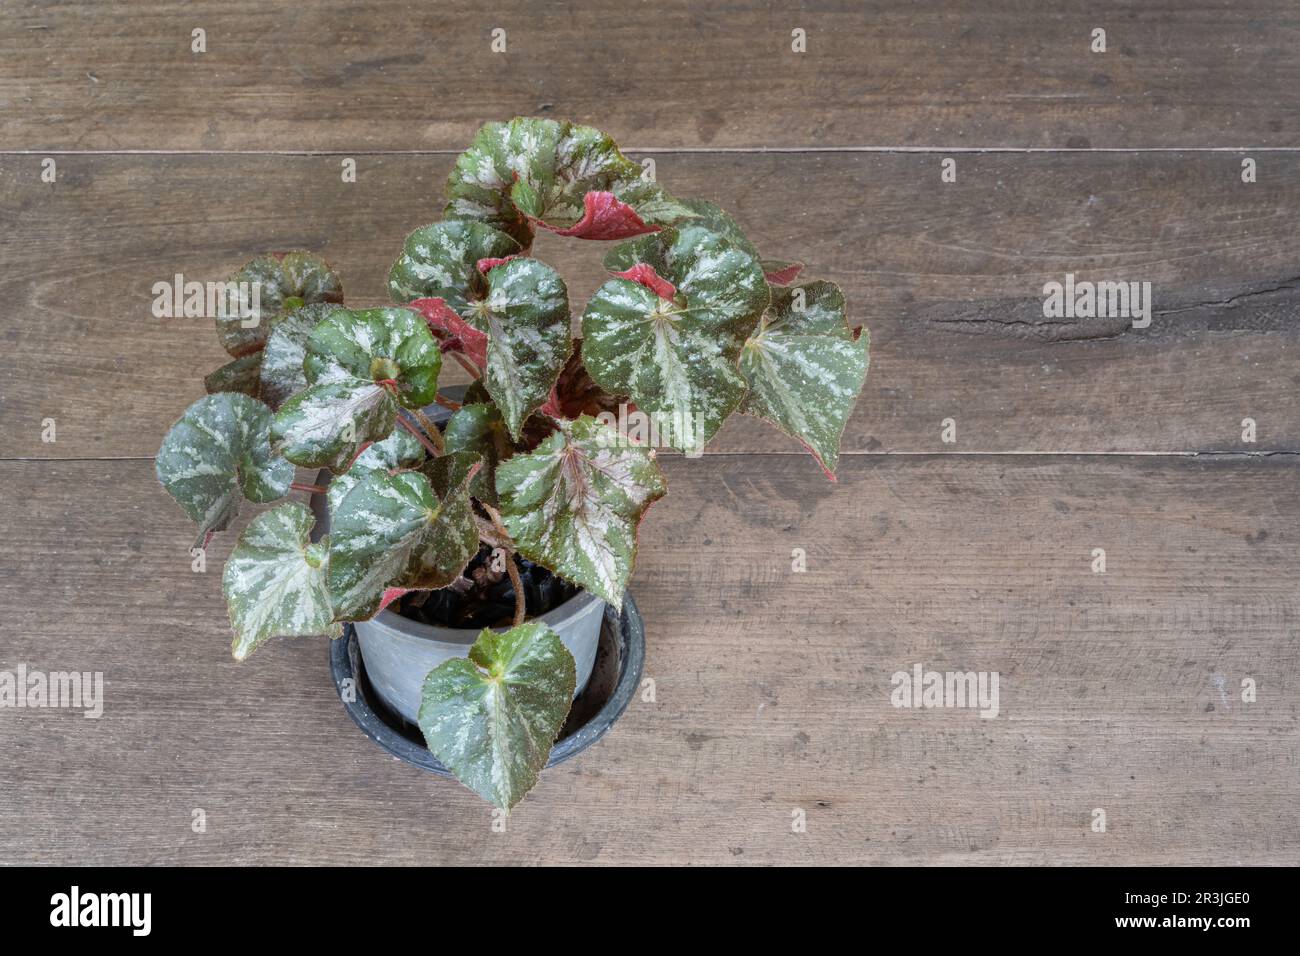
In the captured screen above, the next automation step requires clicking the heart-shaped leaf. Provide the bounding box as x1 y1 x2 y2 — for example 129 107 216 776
156 393 294 545
216 251 343 358
326 427 427 516
418 621 576 810
270 307 441 470
327 461 480 620
222 503 341 661
583 224 769 451
204 353 263 401
496 415 666 608
387 220 522 317
445 118 694 247
260 303 342 410
469 258 572 442
740 281 870 479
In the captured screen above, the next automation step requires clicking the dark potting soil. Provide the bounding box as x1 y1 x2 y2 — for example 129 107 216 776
393 544 580 631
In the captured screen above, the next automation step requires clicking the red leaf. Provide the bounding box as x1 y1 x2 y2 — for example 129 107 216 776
377 587 410 613
476 255 517 275
536 190 660 241
613 263 677 301
408 297 488 369
764 262 805 285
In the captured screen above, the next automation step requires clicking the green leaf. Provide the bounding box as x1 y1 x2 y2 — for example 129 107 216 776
467 258 572 442
444 118 694 246
496 415 666 608
326 428 427 516
443 402 512 506
327 464 480 620
271 377 398 472
387 220 521 316
156 393 294 545
304 307 442 408
222 503 341 661
204 353 263 401
679 200 804 284
583 224 769 451
677 198 761 258
260 303 341 410
740 281 869 479
270 307 441 470
216 251 343 357
418 621 576 810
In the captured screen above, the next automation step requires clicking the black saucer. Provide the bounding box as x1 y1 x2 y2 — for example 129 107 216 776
329 595 645 775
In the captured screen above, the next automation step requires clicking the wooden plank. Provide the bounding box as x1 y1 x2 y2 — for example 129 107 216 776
0 455 1296 865
3 151 1298 459
2 1 1298 150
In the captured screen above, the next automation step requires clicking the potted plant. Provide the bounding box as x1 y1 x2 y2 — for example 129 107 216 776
156 117 870 810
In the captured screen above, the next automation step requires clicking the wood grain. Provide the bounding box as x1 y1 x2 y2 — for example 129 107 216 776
0 456 1295 865
3 151 1298 459
4 1 1298 150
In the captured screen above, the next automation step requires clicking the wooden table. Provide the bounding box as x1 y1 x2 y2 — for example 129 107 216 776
1 1 1297 865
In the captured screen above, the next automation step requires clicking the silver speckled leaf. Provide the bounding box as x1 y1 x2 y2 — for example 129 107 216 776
444 118 694 246
584 224 769 451
325 428 427 516
740 281 869 479
216 251 343 357
418 621 576 810
156 393 294 545
222 503 341 661
495 415 666 608
467 258 572 442
270 307 441 470
326 462 479 620
259 303 342 410
387 220 521 316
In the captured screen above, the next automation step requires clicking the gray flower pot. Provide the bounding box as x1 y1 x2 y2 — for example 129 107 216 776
307 386 605 726
349 588 605 725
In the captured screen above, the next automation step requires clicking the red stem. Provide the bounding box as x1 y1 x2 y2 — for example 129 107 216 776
397 413 442 456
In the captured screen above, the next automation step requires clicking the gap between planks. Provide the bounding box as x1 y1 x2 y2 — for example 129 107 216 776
5 451 1299 464
4 147 1300 156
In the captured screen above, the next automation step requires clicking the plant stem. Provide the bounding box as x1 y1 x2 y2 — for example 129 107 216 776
505 557 526 626
397 413 443 456
435 393 463 412
479 503 525 625
410 408 446 452
291 481 327 495
473 514 511 550
451 352 483 380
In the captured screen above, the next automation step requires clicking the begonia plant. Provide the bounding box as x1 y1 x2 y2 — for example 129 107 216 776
157 118 870 808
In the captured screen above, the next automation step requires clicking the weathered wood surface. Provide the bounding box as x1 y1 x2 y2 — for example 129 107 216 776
3 0 1298 868
4 0 1299 150
0 457 1296 865
3 151 1298 459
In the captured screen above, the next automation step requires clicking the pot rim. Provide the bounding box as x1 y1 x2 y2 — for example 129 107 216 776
362 587 605 646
